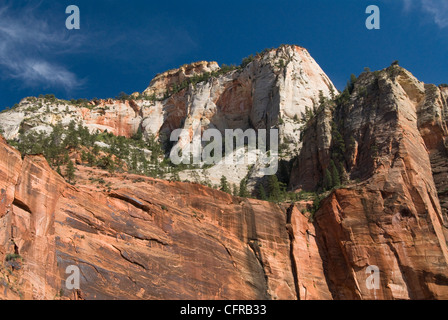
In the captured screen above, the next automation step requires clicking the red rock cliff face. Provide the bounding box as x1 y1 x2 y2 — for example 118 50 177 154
1 137 320 300
80 100 142 138
1 66 448 300
290 67 448 299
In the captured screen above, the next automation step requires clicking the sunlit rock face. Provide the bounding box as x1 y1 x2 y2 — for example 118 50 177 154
0 45 336 189
290 67 448 299
2 46 448 300
0 137 301 300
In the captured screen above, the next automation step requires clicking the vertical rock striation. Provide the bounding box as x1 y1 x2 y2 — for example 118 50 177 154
0 137 302 299
290 66 448 299
1 47 448 299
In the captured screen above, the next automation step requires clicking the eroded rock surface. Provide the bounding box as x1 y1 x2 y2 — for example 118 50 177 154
0 138 303 300
0 45 336 189
1 50 448 300
290 66 448 299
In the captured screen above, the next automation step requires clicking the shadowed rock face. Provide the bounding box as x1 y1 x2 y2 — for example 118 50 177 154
290 67 448 299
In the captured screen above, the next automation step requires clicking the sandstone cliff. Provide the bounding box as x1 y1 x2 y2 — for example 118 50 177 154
0 45 336 189
1 47 448 300
0 136 316 300
290 66 448 299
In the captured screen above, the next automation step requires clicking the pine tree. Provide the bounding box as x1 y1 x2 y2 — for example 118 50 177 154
319 90 325 105
330 160 341 187
51 123 63 146
63 152 70 165
220 176 230 193
131 150 138 172
132 128 143 141
258 184 268 201
66 160 76 184
87 152 95 167
239 178 250 198
232 184 239 197
102 154 115 173
142 156 149 175
347 74 357 94
268 175 281 202
64 121 79 148
92 144 100 155
56 165 62 176
350 74 358 86
330 86 336 99
323 169 333 191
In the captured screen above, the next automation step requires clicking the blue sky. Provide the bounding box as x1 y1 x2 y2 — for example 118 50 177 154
1 0 447 109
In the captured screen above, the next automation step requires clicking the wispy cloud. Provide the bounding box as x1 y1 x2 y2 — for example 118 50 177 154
0 1 198 100
421 0 448 28
401 0 413 12
7 60 80 90
0 3 84 91
399 0 448 29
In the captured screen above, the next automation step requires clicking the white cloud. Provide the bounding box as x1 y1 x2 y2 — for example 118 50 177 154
0 4 84 91
400 0 448 28
421 0 448 28
7 60 80 90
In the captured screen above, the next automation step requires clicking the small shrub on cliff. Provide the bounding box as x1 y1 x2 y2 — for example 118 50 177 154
300 105 316 125
347 74 357 94
278 116 284 125
335 88 351 107
5 254 22 262
219 64 238 74
240 54 255 69
310 193 326 222
276 59 286 69
116 92 130 101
